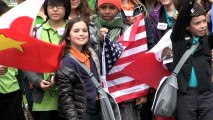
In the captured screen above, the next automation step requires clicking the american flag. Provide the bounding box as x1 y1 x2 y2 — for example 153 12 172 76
102 15 150 103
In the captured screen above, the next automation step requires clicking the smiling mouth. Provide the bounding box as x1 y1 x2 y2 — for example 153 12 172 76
78 38 86 40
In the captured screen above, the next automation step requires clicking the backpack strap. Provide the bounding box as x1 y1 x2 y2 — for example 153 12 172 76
33 24 43 39
67 53 102 90
173 43 199 75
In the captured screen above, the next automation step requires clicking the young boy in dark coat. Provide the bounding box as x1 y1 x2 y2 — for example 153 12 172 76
171 0 213 119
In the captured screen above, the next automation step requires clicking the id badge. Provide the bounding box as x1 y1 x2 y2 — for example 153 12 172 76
123 10 133 17
57 28 65 36
157 23 168 30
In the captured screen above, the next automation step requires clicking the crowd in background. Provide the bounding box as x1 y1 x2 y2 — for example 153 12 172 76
1 0 213 120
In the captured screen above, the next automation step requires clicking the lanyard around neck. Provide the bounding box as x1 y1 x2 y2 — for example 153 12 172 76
46 29 52 43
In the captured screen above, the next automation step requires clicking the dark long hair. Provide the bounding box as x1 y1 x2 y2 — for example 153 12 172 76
44 0 71 20
60 17 91 56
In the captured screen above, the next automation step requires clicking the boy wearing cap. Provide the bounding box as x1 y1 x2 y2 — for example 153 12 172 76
171 0 213 119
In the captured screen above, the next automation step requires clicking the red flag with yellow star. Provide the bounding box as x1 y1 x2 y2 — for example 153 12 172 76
0 0 63 73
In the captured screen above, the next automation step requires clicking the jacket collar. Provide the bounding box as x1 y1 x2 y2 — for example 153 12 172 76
184 31 203 53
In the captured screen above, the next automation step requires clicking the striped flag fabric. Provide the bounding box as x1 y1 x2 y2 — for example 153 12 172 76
121 30 172 89
103 15 150 103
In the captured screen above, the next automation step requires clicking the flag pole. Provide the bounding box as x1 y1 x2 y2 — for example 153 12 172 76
101 33 109 93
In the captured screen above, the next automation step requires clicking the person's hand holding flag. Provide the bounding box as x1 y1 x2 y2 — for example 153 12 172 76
99 27 108 41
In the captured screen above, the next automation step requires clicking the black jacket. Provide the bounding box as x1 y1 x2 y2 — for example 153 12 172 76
56 48 101 120
56 65 87 120
171 32 213 93
171 0 213 93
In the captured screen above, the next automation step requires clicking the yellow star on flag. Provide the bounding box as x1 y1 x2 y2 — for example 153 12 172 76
0 34 26 52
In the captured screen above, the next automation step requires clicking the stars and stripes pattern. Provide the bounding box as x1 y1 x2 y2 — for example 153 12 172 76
104 36 123 73
103 15 150 103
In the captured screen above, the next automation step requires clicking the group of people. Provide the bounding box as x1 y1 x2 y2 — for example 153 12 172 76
1 0 213 120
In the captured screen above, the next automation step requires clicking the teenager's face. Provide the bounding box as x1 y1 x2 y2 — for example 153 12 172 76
47 4 66 21
98 3 119 21
187 15 207 37
69 21 89 50
160 0 173 6
70 0 80 10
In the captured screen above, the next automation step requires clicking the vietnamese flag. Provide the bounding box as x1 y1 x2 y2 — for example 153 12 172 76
0 0 63 73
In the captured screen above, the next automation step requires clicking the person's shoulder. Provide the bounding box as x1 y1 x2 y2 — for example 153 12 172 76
89 15 98 33
62 56 74 64
89 14 97 25
62 55 85 69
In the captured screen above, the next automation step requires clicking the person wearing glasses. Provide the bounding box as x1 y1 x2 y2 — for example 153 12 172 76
24 0 71 120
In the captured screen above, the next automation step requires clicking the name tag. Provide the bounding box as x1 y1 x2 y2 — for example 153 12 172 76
123 10 133 17
185 37 190 40
57 28 65 36
157 23 168 30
